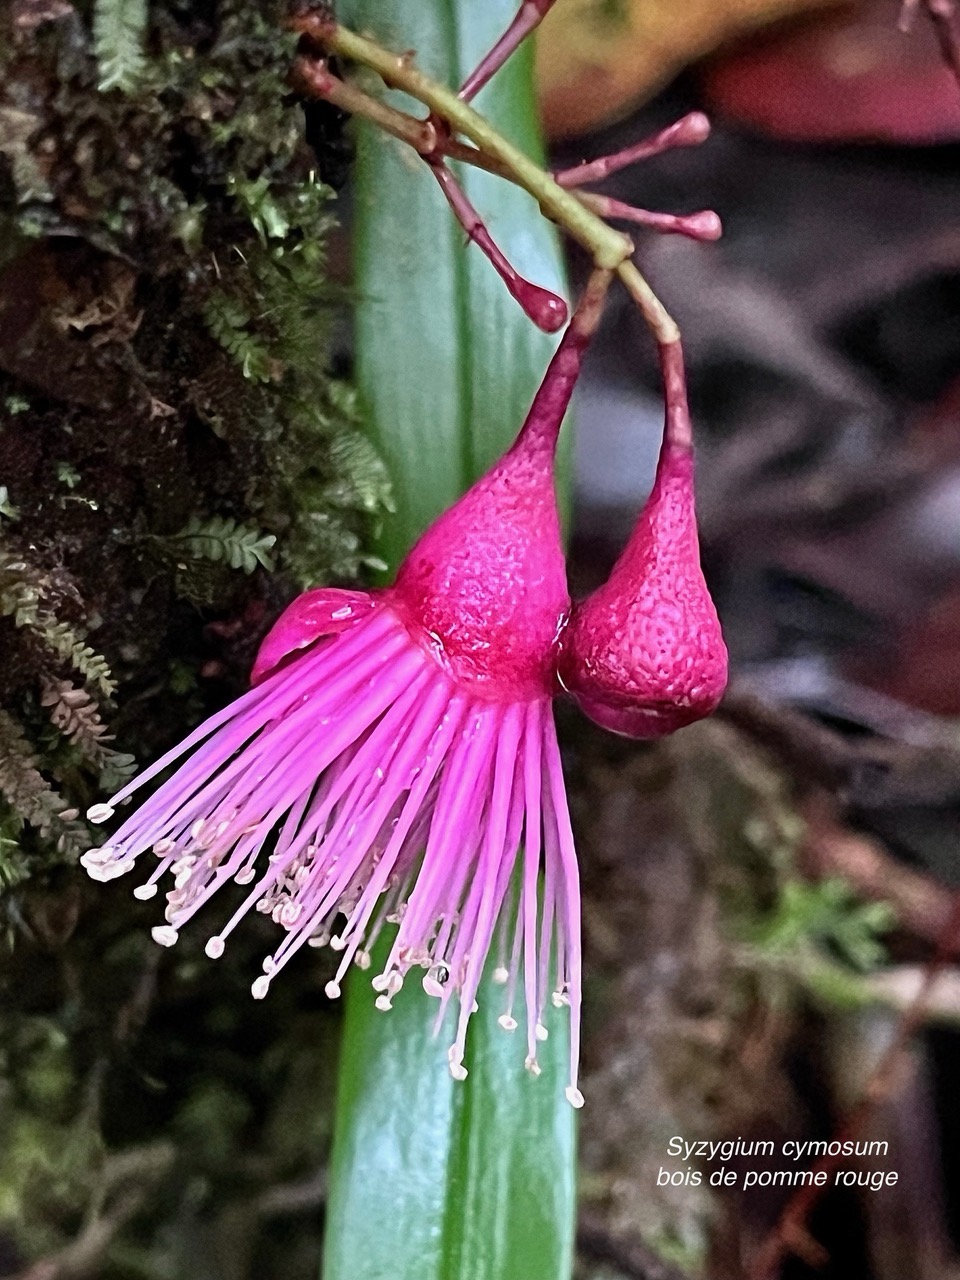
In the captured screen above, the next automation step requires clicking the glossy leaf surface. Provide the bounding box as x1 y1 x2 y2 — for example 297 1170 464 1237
323 3 576 1278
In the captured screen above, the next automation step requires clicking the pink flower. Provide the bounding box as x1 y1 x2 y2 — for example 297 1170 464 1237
81 300 603 1109
558 344 728 737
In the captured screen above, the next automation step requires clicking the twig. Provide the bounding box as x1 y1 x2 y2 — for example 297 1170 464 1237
256 1168 328 1217
576 192 722 243
721 685 960 805
292 18 635 269
863 963 960 1022
900 0 960 95
288 8 710 459
578 1213 696 1280
289 12 689 346
555 112 711 188
458 0 558 102
800 793 960 950
428 160 568 331
12 1143 174 1280
747 893 960 1279
927 0 960 91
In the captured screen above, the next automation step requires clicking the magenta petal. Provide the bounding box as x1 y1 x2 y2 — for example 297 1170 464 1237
251 588 379 685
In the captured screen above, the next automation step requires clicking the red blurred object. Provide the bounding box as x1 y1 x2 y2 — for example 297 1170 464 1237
850 376 960 716
701 0 960 142
861 586 960 714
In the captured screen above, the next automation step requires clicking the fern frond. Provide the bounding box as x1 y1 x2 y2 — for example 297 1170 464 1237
0 710 83 850
0 812 30 893
323 430 395 515
94 0 148 94
39 623 117 699
98 748 137 795
203 292 279 383
0 550 116 698
170 515 276 573
40 681 113 765
0 554 41 629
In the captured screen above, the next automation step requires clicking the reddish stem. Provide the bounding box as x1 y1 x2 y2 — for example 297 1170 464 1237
555 112 711 189
927 0 960 94
658 339 692 452
516 268 611 455
581 194 722 243
429 161 568 332
458 0 558 102
900 0 960 94
899 0 921 29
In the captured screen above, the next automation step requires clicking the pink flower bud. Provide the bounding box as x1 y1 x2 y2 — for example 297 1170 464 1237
559 344 728 738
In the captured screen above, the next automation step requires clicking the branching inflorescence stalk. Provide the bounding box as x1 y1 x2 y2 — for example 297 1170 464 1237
287 5 723 360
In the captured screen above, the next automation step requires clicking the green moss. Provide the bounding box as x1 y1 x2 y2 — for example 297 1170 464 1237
0 3 372 1272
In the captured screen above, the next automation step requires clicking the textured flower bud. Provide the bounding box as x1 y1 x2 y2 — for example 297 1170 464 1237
558 343 728 737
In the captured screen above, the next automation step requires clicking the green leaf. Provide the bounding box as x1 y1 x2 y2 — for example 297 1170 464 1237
93 0 148 94
325 933 576 1280
343 0 570 570
324 3 576 1279
170 515 277 574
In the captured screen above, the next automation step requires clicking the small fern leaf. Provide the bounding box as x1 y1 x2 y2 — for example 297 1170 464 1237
39 622 117 699
94 0 148 94
40 680 113 764
203 292 278 384
326 431 395 514
98 748 137 795
173 515 276 574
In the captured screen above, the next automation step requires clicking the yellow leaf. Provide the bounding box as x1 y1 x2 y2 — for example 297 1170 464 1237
536 0 851 138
